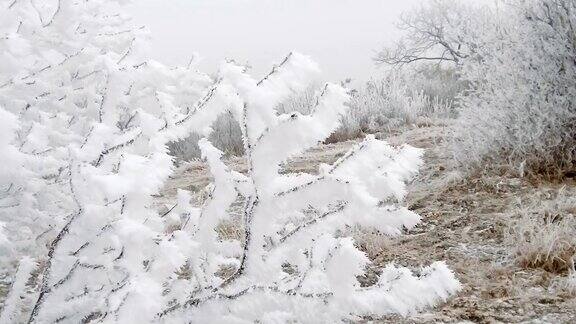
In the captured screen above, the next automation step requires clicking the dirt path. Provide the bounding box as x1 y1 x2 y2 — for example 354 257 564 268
159 123 576 323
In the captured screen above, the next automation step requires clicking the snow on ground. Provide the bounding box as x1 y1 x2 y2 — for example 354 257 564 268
157 121 576 323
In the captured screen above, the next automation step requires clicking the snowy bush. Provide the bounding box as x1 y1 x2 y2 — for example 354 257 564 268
0 1 460 322
330 74 454 142
379 0 576 178
407 65 465 111
159 53 461 322
0 0 235 321
171 81 324 163
169 112 243 163
453 0 576 178
169 85 320 163
276 84 320 116
168 70 458 162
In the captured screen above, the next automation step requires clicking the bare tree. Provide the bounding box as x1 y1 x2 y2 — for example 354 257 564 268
374 0 485 67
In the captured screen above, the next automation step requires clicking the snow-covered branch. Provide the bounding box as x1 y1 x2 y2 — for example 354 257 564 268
158 53 460 322
0 1 461 321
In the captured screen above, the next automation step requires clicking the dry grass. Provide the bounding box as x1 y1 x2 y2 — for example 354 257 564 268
216 217 244 242
349 227 392 260
506 188 576 274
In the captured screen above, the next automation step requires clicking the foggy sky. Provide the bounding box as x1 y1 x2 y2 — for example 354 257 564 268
131 0 424 82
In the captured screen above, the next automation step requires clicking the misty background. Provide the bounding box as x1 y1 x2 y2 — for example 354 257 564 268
131 0 424 83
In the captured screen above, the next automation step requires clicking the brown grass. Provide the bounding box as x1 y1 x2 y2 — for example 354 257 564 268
506 188 576 274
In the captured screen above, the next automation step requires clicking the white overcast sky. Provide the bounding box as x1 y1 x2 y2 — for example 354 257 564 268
131 0 424 82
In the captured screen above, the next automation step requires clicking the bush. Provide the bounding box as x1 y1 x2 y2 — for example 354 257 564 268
169 112 243 162
329 72 456 142
376 0 576 179
159 55 460 321
169 67 462 162
452 0 576 179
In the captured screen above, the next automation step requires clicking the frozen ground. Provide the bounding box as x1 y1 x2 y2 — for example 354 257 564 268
158 121 576 323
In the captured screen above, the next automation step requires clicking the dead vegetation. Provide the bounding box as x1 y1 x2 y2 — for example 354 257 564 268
506 189 576 274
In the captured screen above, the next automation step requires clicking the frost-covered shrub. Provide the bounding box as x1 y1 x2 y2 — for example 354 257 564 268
169 67 460 162
276 84 320 115
170 85 320 162
408 65 466 110
159 53 460 322
0 0 236 321
330 75 454 142
169 68 460 162
374 0 575 177
381 0 576 178
0 257 34 324
450 0 576 178
1 1 459 322
169 112 243 162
